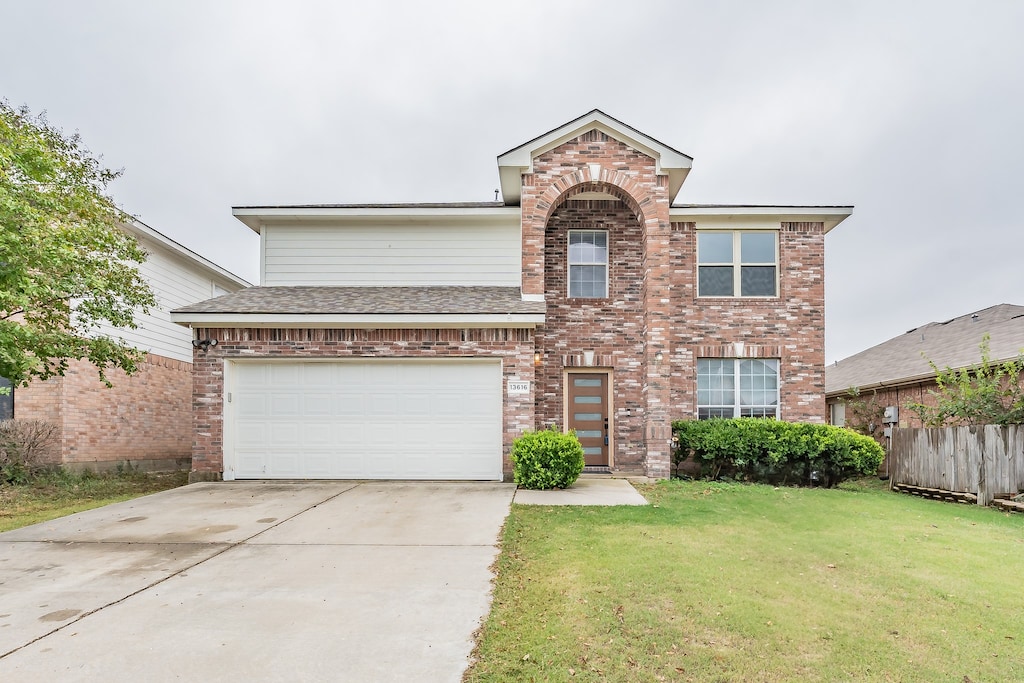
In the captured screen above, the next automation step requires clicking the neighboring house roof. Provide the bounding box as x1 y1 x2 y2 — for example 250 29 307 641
825 304 1024 396
124 219 251 288
170 286 546 328
496 109 694 205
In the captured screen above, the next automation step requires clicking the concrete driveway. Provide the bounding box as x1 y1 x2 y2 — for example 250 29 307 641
0 481 515 682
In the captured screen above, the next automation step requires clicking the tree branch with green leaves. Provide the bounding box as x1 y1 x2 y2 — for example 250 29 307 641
0 100 155 388
907 334 1024 427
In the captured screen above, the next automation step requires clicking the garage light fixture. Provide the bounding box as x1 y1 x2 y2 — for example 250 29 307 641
192 338 218 352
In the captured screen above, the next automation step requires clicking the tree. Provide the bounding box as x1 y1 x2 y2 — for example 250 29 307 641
0 100 155 388
907 334 1024 427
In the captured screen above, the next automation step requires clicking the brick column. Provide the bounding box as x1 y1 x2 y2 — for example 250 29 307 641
642 180 674 479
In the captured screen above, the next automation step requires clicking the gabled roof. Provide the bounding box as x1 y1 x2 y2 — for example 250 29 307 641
497 109 693 205
825 304 1024 396
124 220 251 288
171 286 546 329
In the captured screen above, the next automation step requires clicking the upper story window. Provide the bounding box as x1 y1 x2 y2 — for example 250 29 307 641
697 358 779 419
568 230 608 298
698 231 778 297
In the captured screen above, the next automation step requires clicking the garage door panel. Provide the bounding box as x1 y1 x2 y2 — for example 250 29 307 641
270 393 301 416
270 364 301 385
235 422 268 446
229 360 502 480
301 394 332 416
236 395 267 418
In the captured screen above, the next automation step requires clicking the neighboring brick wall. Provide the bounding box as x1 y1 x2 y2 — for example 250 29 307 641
11 375 64 464
667 221 827 424
190 327 535 480
15 355 193 469
827 383 940 429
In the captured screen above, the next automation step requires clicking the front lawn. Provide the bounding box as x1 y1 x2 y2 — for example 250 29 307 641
466 479 1023 682
0 470 188 532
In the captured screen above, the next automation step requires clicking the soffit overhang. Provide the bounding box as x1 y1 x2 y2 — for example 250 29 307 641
497 109 693 205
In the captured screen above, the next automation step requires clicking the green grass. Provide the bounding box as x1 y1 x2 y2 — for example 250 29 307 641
0 469 188 532
466 478 1024 682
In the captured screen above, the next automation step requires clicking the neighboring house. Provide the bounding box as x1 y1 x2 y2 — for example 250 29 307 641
825 304 1024 428
13 220 250 470
171 109 851 482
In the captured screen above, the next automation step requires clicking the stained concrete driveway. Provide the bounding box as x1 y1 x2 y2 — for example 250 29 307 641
0 481 515 682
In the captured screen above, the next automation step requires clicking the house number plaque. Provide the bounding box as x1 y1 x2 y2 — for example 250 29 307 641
507 380 531 395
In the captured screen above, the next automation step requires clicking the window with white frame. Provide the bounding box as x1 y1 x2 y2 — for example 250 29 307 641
697 358 779 418
697 231 778 297
829 402 846 427
568 230 608 298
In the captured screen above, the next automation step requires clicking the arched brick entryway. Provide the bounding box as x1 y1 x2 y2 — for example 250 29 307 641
518 130 674 477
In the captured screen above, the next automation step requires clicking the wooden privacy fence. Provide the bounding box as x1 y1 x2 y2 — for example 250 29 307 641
890 425 1024 505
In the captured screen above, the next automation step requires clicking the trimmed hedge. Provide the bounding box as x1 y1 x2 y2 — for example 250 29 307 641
672 418 885 487
510 427 585 490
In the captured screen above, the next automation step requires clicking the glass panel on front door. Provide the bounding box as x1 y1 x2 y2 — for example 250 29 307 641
567 373 609 467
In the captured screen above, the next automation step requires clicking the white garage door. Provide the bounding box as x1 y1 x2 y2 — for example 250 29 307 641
226 360 503 480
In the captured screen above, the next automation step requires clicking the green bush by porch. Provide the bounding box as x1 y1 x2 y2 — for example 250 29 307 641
510 427 585 490
673 418 884 486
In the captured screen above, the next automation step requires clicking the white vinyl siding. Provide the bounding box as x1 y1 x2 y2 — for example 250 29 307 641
226 359 503 480
93 242 244 363
261 223 521 286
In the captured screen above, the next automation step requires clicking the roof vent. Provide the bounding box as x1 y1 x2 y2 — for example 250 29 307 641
971 314 979 322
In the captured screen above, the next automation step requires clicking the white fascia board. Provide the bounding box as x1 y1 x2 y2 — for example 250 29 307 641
498 112 692 175
169 312 545 329
233 206 521 233
124 221 252 288
670 206 854 233
497 112 692 205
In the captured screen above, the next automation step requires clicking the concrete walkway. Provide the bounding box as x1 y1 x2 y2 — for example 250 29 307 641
0 481 515 682
512 476 649 505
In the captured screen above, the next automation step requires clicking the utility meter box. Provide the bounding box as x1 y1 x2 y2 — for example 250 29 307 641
883 406 899 424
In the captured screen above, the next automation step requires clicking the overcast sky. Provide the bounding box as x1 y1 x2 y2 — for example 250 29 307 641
3 0 1022 363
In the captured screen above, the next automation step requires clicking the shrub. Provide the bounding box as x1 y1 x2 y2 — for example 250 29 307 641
0 419 59 484
510 426 585 490
672 418 884 487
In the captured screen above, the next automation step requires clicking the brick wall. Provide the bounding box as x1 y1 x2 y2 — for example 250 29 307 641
190 327 535 481
827 382 943 429
537 199 648 472
15 354 193 469
667 221 827 424
520 130 674 478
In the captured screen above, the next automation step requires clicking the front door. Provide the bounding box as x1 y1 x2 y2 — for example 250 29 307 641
567 373 609 467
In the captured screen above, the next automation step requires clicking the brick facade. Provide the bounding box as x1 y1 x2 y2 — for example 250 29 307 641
15 354 193 470
667 221 827 424
178 117 836 481
189 327 534 481
522 131 675 477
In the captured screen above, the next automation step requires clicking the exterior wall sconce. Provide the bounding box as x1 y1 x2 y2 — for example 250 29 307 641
533 352 542 365
654 351 664 364
192 338 218 352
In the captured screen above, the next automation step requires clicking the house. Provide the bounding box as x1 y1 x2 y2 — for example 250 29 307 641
12 220 250 471
171 110 851 482
825 303 1024 428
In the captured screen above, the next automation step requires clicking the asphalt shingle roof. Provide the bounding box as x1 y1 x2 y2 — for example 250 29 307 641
825 303 1024 395
172 286 546 316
